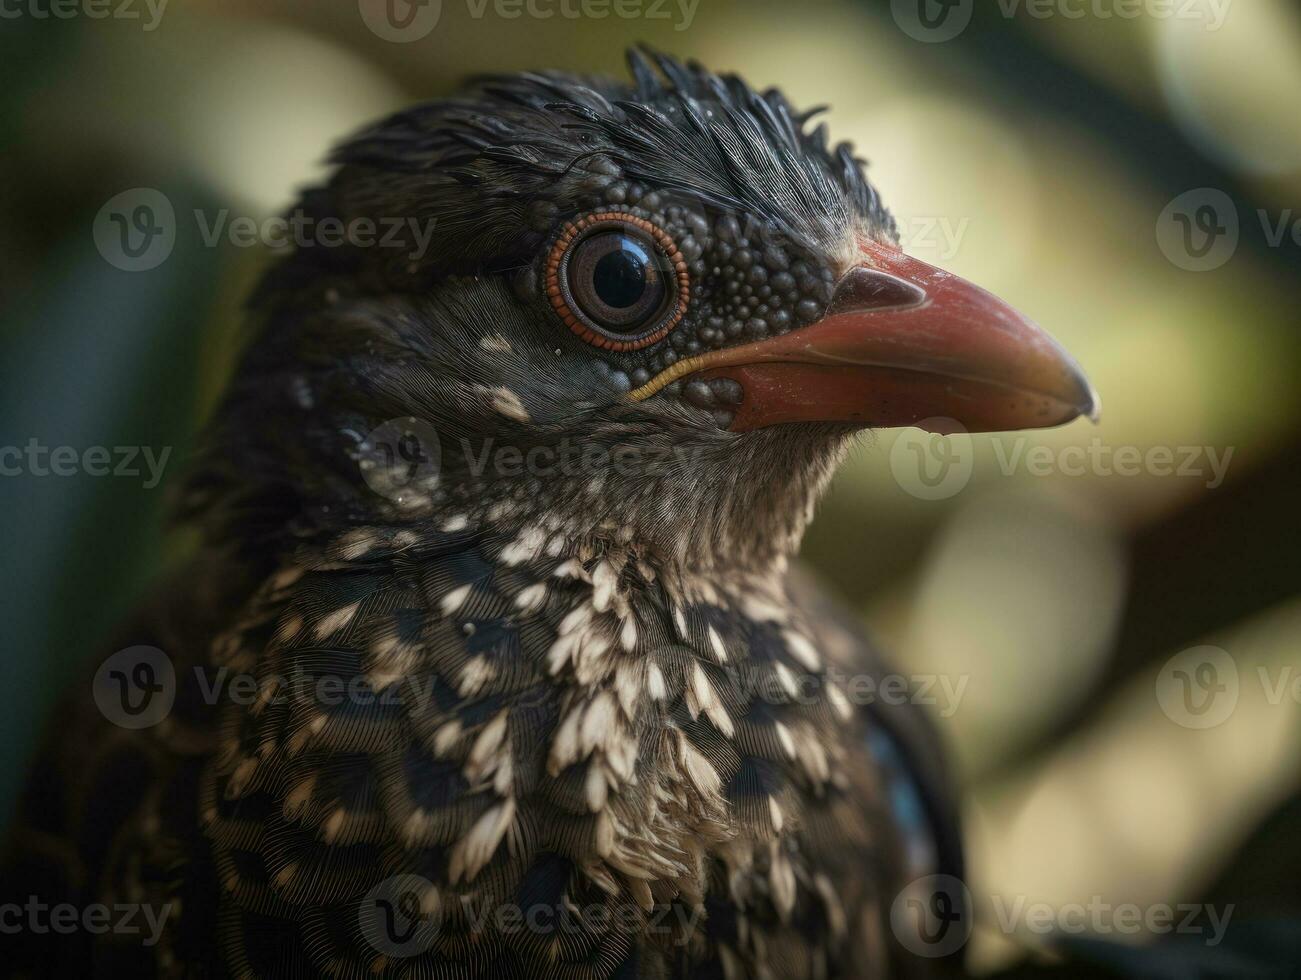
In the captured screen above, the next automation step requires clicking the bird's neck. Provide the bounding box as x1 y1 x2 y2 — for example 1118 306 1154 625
421 426 854 579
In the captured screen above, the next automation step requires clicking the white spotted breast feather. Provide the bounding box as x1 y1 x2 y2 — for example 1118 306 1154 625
200 520 950 977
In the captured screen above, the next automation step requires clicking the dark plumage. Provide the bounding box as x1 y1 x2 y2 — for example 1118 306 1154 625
1 48 1060 978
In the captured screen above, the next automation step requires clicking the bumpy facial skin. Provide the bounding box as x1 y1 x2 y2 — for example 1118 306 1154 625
526 192 842 430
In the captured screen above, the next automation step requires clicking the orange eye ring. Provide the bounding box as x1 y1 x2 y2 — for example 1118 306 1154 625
544 211 690 351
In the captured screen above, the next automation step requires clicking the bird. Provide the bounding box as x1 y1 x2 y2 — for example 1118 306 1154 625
2 48 1097 979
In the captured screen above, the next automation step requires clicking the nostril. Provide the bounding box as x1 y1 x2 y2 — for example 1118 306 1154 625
827 266 926 317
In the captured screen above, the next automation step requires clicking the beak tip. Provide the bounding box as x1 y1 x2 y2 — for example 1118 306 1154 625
1083 386 1102 425
1075 365 1102 424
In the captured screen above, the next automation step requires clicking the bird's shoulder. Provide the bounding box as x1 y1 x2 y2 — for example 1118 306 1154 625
786 561 967 939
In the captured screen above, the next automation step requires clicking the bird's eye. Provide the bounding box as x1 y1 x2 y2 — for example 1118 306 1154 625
546 212 689 351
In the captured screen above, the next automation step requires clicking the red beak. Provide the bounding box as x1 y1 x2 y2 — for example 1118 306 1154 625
630 239 1099 435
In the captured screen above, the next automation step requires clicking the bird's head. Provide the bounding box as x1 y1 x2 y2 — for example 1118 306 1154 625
187 49 1097 573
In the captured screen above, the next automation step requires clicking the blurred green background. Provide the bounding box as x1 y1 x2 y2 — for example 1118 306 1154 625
2 0 1299 971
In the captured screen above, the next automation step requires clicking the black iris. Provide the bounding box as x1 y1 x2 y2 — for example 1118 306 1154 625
564 227 672 334
593 241 648 308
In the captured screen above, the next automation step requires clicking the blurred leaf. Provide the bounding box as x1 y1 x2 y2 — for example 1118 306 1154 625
0 184 221 824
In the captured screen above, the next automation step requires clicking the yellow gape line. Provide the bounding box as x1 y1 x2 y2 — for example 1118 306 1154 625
627 350 750 402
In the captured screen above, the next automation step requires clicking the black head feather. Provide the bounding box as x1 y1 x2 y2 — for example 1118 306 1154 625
315 48 892 274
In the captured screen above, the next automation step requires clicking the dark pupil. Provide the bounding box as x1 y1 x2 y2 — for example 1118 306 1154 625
592 241 648 309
